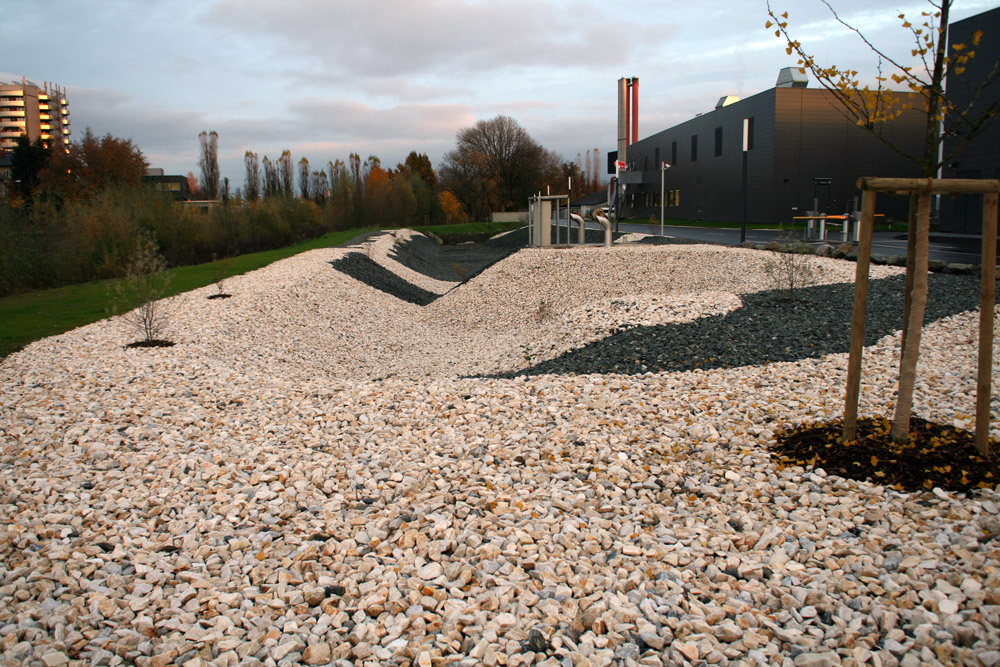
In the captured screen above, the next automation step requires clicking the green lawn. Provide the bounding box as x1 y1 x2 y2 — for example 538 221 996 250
0 222 527 359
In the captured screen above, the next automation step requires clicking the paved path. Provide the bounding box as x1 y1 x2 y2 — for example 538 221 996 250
612 222 994 266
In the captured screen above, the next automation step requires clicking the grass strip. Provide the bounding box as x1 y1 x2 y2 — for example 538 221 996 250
0 227 377 358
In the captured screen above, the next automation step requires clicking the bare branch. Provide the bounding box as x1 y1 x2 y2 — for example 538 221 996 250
817 0 920 79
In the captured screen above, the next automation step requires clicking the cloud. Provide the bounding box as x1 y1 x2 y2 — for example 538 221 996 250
206 0 675 82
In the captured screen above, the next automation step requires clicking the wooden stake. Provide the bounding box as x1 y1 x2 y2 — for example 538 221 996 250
861 178 1000 194
844 189 877 442
976 192 998 456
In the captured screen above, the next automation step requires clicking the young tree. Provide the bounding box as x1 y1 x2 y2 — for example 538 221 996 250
767 0 1000 444
113 230 174 347
198 131 220 200
244 151 261 201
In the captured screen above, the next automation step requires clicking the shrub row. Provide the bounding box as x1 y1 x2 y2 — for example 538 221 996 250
0 189 352 296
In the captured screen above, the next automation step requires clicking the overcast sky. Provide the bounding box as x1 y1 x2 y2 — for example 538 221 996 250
2 0 995 189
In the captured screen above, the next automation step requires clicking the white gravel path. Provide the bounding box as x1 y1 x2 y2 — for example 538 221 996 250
1 234 998 667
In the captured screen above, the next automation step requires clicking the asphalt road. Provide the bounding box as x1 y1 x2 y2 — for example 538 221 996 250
613 222 994 266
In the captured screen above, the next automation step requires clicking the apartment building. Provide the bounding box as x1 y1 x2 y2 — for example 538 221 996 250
0 78 71 151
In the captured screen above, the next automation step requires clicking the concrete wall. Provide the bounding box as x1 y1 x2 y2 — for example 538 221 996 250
491 211 529 223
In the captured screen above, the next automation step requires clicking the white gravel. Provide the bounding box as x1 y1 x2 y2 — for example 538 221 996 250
1 233 998 667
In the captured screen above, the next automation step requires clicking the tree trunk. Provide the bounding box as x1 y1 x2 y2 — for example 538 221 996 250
891 192 931 443
844 188 878 442
897 194 918 382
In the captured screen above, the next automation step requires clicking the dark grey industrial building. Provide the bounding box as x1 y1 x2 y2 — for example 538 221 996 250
620 70 927 225
939 6 1000 234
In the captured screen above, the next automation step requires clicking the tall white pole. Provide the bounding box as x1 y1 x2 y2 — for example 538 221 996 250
660 163 665 236
741 118 749 244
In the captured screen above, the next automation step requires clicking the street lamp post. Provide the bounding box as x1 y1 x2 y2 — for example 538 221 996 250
660 162 671 236
741 118 749 244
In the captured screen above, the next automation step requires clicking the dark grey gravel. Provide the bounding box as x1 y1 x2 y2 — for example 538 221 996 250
329 252 439 306
492 273 989 377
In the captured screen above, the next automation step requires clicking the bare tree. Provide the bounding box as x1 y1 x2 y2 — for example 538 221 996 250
244 150 260 201
298 157 310 199
310 169 329 203
278 150 293 197
439 115 557 220
262 156 280 199
198 131 220 200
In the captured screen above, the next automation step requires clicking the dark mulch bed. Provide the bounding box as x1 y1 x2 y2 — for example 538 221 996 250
125 340 175 349
771 416 1000 493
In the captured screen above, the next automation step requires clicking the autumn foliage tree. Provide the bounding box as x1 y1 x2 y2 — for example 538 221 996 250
767 0 1000 445
437 190 466 224
34 128 147 203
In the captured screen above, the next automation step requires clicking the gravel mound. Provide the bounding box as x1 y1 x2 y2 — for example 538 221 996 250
388 228 528 283
2 239 999 667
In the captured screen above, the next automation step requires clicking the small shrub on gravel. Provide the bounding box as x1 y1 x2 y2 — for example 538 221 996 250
763 248 820 301
208 252 233 299
112 232 175 348
534 299 554 324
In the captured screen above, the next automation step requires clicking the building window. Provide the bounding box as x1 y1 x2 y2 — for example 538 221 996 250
715 127 723 157
654 147 660 168
667 189 680 206
671 141 677 165
746 117 755 150
643 155 649 171
691 135 698 162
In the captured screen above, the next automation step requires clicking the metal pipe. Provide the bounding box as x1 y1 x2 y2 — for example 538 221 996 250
624 80 631 154
630 77 638 145
617 78 627 163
